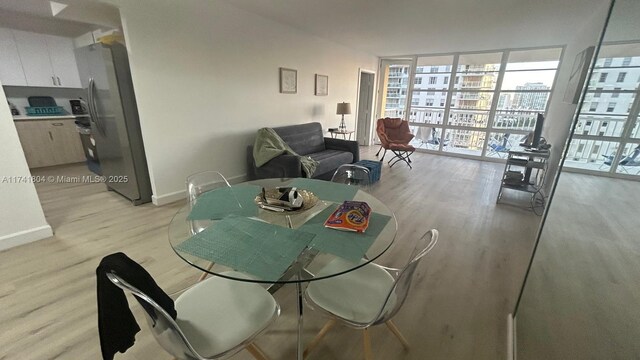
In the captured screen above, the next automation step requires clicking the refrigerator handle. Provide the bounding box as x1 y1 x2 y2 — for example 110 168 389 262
88 78 105 135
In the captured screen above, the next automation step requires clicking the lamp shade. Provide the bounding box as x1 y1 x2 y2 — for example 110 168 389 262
336 102 351 115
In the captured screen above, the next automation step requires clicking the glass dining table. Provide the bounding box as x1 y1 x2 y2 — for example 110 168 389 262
168 177 397 360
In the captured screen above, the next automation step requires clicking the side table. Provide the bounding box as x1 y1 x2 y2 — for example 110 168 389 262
328 129 355 140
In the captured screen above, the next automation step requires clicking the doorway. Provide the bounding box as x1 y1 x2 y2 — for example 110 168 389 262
356 70 375 145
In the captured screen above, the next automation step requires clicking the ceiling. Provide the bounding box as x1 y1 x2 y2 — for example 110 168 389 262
0 0 120 37
229 0 609 57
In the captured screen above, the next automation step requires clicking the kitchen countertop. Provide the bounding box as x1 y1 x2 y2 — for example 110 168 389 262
13 114 89 121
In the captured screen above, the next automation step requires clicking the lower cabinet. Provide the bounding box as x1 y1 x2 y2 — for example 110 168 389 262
15 119 86 168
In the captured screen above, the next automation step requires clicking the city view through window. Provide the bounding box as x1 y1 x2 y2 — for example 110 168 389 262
378 48 562 159
564 43 640 178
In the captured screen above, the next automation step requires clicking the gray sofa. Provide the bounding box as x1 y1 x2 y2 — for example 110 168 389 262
247 122 359 180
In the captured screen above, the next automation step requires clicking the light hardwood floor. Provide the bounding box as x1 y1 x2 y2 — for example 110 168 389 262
0 147 543 360
516 172 640 359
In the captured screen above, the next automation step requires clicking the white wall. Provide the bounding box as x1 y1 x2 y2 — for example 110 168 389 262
117 0 378 205
542 1 611 191
0 83 52 251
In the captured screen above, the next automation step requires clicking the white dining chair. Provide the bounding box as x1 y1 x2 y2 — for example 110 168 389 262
303 229 439 360
186 171 237 281
331 164 372 191
107 270 279 360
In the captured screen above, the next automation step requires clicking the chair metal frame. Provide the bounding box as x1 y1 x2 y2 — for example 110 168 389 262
303 229 439 359
599 144 640 174
375 118 415 168
107 272 278 360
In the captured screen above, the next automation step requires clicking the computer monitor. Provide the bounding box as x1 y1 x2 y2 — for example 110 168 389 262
521 113 545 149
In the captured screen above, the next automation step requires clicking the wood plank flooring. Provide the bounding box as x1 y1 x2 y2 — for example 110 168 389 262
0 147 543 360
515 173 640 359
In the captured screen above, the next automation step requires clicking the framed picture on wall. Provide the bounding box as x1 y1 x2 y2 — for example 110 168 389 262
563 46 595 104
279 68 297 94
315 74 328 96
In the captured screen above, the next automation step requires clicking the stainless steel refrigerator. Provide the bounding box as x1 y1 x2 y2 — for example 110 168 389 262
75 43 152 205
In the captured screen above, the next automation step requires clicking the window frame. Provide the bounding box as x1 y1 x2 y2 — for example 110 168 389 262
382 45 564 160
564 41 640 179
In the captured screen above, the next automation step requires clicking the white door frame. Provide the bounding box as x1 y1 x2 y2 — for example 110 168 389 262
355 68 377 146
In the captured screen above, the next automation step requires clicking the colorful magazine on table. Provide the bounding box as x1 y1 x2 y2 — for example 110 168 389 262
324 201 371 233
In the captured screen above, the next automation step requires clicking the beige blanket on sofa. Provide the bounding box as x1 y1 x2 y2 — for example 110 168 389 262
253 127 318 178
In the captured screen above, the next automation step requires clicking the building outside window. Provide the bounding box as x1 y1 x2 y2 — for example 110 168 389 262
565 43 640 178
390 47 561 158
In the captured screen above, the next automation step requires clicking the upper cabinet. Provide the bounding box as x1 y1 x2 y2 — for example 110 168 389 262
0 28 81 88
0 28 27 86
45 35 82 88
12 30 56 87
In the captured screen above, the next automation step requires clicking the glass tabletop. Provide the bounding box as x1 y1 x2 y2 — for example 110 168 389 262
168 178 397 284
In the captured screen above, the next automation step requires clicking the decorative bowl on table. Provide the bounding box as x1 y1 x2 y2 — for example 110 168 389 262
254 188 319 214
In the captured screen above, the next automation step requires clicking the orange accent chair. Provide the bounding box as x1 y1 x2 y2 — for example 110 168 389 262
375 118 416 168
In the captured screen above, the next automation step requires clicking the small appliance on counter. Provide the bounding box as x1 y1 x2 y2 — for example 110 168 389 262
70 99 88 115
8 102 19 115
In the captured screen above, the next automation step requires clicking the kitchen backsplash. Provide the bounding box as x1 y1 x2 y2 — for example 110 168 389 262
4 85 85 115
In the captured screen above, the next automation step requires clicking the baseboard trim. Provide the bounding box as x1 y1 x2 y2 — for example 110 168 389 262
151 173 249 206
152 190 184 206
0 225 53 252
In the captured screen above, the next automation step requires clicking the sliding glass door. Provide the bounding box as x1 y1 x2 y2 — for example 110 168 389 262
379 48 562 161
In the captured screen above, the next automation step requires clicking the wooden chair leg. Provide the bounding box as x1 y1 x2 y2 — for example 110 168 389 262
363 328 373 360
385 320 410 350
197 262 215 282
303 319 336 359
246 343 270 360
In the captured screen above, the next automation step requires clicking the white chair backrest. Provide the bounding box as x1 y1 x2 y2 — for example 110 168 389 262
371 229 439 325
106 272 204 360
331 164 371 190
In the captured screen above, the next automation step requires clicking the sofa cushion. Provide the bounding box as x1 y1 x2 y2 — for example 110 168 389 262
273 122 325 156
308 150 354 177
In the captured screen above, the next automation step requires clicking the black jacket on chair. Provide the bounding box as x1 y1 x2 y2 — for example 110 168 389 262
96 252 177 360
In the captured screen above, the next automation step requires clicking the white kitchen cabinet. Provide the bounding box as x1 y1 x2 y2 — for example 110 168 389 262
12 29 57 87
0 28 82 88
45 35 82 88
0 28 27 86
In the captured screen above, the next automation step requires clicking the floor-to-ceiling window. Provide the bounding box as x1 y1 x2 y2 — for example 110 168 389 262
564 43 640 178
378 59 413 118
378 47 563 161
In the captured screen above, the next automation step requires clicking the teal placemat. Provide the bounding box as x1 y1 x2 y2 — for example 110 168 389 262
289 178 358 203
188 185 261 220
299 205 392 262
175 215 316 280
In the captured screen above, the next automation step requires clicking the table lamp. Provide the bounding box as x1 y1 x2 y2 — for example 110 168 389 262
336 102 351 131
